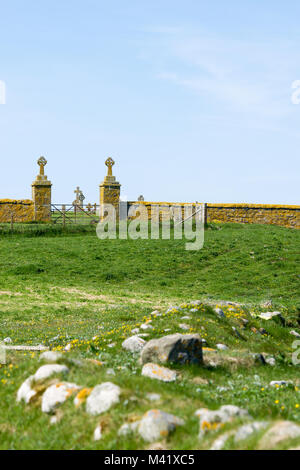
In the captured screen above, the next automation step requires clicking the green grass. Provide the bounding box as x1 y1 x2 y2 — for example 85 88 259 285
0 223 299 449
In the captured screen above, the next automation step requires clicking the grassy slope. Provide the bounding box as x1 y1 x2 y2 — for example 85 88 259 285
0 223 299 450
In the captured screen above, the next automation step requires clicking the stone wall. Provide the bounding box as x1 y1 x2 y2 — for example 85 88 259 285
206 203 300 229
126 201 300 229
126 201 199 221
0 199 34 223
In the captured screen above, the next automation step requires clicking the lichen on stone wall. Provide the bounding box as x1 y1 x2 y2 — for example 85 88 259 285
0 199 34 223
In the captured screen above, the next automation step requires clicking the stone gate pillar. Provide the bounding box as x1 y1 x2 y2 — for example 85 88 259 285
99 157 121 221
31 156 52 222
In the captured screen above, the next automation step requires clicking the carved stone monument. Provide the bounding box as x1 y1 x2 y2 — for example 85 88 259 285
31 157 52 222
99 157 121 220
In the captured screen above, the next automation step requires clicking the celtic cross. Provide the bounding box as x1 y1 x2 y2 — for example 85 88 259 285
37 156 47 176
105 157 115 177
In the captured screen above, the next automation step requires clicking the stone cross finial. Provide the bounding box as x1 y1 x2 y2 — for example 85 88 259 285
37 156 47 176
74 186 81 200
105 157 115 177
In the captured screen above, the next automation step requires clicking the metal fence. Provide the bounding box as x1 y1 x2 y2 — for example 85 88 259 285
51 204 100 225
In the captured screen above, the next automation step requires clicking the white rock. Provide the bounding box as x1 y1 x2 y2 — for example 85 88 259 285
118 420 140 436
122 335 146 353
216 344 228 351
106 368 116 376
138 410 184 442
196 405 250 436
3 337 12 344
259 421 300 449
140 323 153 330
41 382 80 413
179 324 190 331
39 351 63 363
269 380 292 387
146 393 161 402
16 375 36 403
34 364 69 381
181 316 191 320
86 382 121 416
142 363 176 382
151 310 160 316
93 424 102 441
234 421 269 443
258 312 284 323
64 343 71 352
210 431 234 450
107 343 116 348
290 330 300 338
131 328 140 334
265 357 276 366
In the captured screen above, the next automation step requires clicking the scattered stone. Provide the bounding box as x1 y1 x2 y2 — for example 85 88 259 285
106 368 116 376
140 323 153 331
107 343 116 348
151 310 160 316
258 312 285 326
142 363 176 382
138 410 184 442
290 330 300 338
131 328 140 334
64 343 71 352
3 337 12 344
39 351 63 363
34 364 69 381
146 393 161 402
190 309 198 313
16 376 36 404
258 421 300 449
265 356 276 366
122 336 146 353
86 382 121 416
140 333 202 365
41 382 80 413
179 324 190 331
210 431 234 450
216 344 228 351
269 380 293 387
118 420 140 437
196 405 250 436
93 424 102 441
181 316 190 320
215 308 225 318
234 421 269 443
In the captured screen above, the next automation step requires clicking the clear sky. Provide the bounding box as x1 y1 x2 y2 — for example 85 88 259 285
0 0 299 205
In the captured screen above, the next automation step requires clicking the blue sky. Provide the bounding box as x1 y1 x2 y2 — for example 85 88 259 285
0 0 299 204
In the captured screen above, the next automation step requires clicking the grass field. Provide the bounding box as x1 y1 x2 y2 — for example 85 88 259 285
0 223 299 449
